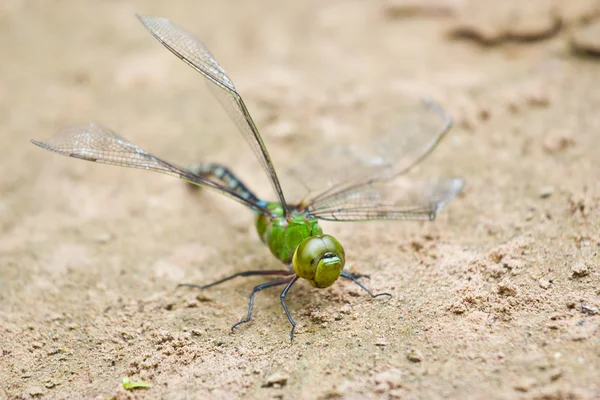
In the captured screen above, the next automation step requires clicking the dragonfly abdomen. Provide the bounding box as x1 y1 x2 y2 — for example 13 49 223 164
187 163 260 203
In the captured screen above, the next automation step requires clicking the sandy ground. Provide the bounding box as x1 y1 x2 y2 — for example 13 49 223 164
1 0 599 399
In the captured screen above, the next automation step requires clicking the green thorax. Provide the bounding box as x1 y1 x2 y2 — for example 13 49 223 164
255 202 323 264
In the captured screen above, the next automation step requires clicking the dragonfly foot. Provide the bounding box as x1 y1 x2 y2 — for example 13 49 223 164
177 283 206 290
231 319 251 331
341 271 392 299
372 291 393 298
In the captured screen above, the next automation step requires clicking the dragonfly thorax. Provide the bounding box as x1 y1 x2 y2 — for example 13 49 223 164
255 202 345 288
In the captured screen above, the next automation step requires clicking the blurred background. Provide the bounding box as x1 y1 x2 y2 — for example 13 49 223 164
1 0 599 399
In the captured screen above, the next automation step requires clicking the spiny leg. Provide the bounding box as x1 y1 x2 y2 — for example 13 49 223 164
280 275 300 342
341 270 392 298
231 277 294 331
187 163 260 203
178 269 292 291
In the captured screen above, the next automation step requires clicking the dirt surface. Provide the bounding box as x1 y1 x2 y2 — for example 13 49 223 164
1 0 599 399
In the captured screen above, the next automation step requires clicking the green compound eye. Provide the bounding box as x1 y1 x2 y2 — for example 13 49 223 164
292 235 345 288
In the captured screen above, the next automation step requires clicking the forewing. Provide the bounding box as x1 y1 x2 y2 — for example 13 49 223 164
31 123 270 214
137 15 288 211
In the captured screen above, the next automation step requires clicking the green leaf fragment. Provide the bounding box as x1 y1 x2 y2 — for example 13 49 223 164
122 377 151 390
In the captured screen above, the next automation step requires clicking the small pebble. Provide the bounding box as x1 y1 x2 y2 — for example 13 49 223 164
571 21 600 57
28 387 44 397
449 1 560 46
549 368 563 381
497 280 517 296
538 279 551 290
44 381 57 389
196 293 214 302
571 262 590 278
543 132 575 154
580 303 598 315
262 372 289 388
514 377 537 392
406 349 423 362
539 187 554 199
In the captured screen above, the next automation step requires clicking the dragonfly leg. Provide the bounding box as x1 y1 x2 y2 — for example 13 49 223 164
187 163 260 203
231 277 294 331
280 275 300 342
178 269 292 291
344 272 371 280
341 270 392 298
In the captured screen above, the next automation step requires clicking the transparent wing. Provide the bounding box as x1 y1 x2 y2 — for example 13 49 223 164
306 178 464 221
31 123 270 215
137 15 288 212
286 99 463 221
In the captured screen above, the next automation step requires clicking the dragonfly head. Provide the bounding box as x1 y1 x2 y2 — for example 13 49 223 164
292 235 345 288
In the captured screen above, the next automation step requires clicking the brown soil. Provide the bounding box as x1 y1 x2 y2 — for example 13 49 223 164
1 1 599 399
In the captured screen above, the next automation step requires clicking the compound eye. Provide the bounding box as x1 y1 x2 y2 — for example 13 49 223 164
292 235 345 288
293 237 322 281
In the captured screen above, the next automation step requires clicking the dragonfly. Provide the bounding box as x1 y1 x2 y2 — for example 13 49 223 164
31 15 464 341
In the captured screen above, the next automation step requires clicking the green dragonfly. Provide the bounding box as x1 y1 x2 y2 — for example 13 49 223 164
31 15 464 341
